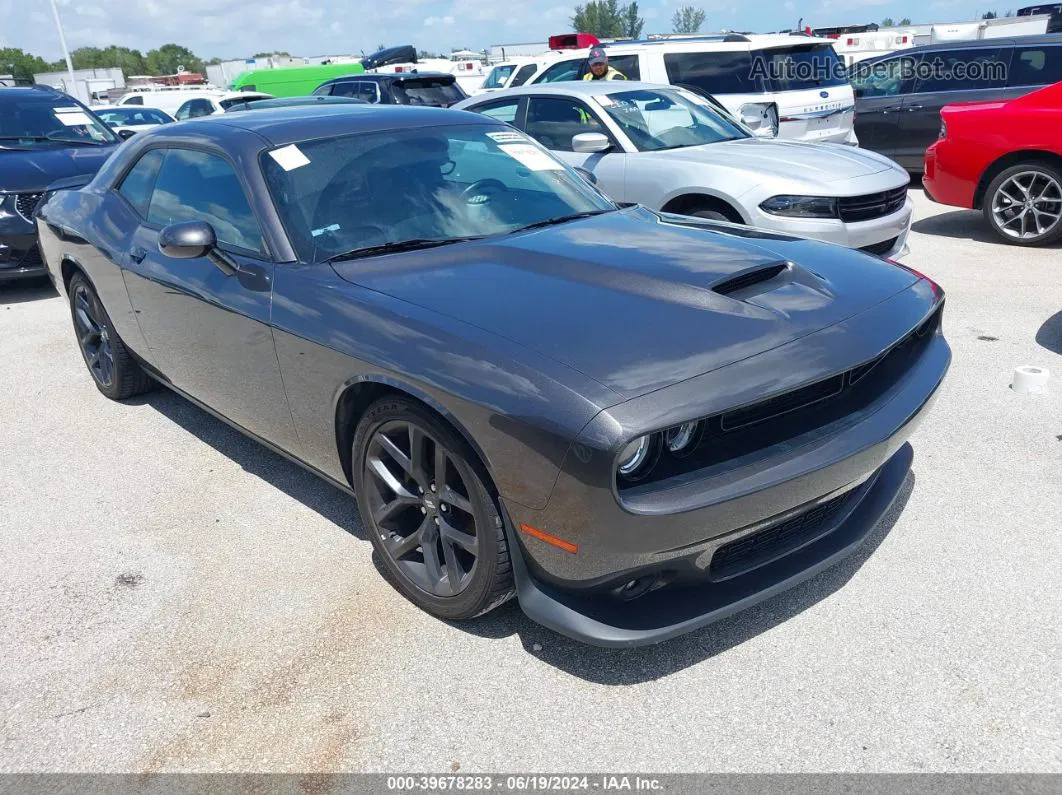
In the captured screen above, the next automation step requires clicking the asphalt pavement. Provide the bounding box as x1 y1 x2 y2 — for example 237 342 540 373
1 189 1060 773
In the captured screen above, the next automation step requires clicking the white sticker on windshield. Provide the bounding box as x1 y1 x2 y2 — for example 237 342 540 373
54 111 92 126
593 95 616 107
268 144 311 171
498 144 563 171
486 130 526 144
311 224 340 237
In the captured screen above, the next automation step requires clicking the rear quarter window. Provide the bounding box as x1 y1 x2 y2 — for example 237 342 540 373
1008 45 1062 86
664 51 762 95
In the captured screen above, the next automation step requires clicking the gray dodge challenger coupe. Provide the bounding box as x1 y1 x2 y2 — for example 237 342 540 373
36 105 950 646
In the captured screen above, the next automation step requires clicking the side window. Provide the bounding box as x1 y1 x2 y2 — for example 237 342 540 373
328 81 357 97
117 149 165 217
664 51 760 95
474 98 521 124
188 99 216 118
510 64 538 87
356 82 380 103
312 83 333 96
913 48 1007 93
124 95 144 106
850 56 915 97
525 96 605 152
1008 46 1062 87
147 149 264 254
535 58 585 83
608 55 641 81
175 101 194 120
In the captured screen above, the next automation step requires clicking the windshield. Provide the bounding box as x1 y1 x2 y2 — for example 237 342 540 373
392 78 465 107
483 65 516 89
0 95 117 147
595 88 749 151
754 44 848 91
262 123 614 263
95 107 172 126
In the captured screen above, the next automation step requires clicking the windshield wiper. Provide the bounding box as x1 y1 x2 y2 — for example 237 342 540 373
0 135 108 146
323 235 484 263
507 209 613 235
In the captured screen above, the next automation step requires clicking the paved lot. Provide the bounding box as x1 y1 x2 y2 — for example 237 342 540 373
1 189 1060 773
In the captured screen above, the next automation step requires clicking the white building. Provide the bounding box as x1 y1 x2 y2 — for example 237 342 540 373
32 66 125 104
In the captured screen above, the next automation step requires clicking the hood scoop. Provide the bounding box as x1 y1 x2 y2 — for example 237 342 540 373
712 261 791 296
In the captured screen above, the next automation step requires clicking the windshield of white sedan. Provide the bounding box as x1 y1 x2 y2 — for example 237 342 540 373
595 88 748 152
0 95 117 147
262 124 614 263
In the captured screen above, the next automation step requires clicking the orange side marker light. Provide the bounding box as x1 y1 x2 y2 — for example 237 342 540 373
519 523 578 554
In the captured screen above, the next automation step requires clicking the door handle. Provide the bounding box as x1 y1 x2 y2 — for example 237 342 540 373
905 105 924 112
880 106 901 114
129 246 147 264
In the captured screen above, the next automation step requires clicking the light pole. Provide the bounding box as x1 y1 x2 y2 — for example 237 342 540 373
48 0 77 97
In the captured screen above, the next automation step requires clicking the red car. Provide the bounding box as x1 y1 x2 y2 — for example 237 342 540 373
924 81 1062 246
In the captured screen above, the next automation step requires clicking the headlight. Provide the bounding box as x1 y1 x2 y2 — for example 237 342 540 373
665 422 701 457
760 195 838 219
617 434 661 482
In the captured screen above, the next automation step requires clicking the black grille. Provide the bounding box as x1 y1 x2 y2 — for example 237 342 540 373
839 186 908 223
721 373 843 431
709 490 853 580
19 244 43 267
860 237 898 256
15 193 43 221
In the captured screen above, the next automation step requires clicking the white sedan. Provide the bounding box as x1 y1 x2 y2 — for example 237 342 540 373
173 91 273 120
454 82 913 258
92 105 175 136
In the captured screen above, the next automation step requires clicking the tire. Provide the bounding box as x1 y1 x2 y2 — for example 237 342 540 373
982 162 1062 247
68 272 155 400
689 205 742 224
353 397 515 621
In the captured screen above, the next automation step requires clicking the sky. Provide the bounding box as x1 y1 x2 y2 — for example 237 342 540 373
0 0 1022 62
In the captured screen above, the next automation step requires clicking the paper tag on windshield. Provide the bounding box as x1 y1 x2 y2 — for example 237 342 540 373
268 144 311 171
593 95 616 108
486 130 526 144
54 111 92 126
498 144 563 171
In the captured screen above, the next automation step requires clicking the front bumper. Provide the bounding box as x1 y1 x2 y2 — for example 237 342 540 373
0 229 47 283
505 285 949 646
747 196 913 259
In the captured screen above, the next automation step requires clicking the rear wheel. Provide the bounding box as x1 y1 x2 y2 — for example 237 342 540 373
353 398 514 620
68 272 154 400
982 163 1062 246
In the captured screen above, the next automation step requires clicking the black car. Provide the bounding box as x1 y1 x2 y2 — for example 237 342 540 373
225 95 367 112
849 33 1062 171
312 72 467 107
37 105 949 647
1 85 119 283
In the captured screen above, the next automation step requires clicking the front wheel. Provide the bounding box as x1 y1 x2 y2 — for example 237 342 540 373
68 272 155 400
982 163 1062 246
353 398 514 620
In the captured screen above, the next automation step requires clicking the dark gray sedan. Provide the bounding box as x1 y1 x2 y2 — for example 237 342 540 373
37 105 950 647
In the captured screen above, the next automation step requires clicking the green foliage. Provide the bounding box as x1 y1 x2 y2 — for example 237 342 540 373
0 47 55 81
881 17 894 27
624 2 644 38
69 46 147 75
899 17 912 25
982 10 998 19
144 43 205 76
672 5 707 34
572 0 641 39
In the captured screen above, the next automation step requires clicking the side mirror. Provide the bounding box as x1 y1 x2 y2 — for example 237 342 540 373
573 166 598 185
159 220 238 275
571 131 611 153
159 220 217 259
117 128 137 140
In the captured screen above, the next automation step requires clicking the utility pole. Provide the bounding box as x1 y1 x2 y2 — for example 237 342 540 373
48 0 78 97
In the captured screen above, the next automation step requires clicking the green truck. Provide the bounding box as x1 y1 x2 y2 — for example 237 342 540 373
230 62 366 97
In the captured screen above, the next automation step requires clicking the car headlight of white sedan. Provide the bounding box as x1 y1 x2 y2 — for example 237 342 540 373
760 195 839 219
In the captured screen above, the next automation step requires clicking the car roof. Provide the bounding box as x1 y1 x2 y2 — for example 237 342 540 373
0 85 67 99
461 80 679 100
856 31 1062 64
150 104 495 147
319 71 457 85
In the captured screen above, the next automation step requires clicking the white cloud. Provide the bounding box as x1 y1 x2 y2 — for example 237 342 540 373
424 15 456 26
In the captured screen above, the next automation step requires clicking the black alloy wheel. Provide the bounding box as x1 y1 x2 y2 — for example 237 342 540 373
354 398 514 620
67 272 155 400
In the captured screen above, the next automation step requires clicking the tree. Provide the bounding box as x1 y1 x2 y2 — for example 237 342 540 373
0 47 54 81
144 44 205 75
982 11 998 18
70 46 147 75
624 2 645 38
881 17 894 26
899 17 912 25
572 0 625 38
672 5 706 34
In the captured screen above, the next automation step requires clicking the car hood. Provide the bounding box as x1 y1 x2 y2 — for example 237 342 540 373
331 207 919 401
0 145 117 193
643 138 897 186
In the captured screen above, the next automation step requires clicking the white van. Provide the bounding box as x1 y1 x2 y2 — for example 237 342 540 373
528 34 857 144
474 56 558 95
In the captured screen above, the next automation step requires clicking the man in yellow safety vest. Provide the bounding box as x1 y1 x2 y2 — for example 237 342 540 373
582 48 627 81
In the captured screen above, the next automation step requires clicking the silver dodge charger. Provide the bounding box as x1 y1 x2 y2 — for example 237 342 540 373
454 81 913 258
